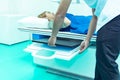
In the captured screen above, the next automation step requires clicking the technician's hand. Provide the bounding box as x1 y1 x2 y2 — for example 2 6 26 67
79 40 89 53
48 36 56 47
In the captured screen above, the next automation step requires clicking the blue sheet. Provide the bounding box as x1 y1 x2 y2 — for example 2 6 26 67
60 13 92 34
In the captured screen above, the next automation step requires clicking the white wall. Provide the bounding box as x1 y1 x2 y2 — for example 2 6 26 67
0 0 91 16
0 0 9 14
52 0 92 15
67 0 92 15
16 0 59 16
0 0 59 16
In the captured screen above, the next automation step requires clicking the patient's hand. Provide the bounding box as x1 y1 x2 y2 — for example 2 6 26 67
48 36 56 47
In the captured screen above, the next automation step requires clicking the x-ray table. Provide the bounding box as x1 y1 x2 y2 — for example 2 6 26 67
19 27 97 80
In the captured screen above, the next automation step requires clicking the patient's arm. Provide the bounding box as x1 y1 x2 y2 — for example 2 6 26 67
64 17 71 27
48 17 71 29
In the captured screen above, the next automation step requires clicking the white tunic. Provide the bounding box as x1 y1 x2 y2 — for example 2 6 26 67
96 0 120 32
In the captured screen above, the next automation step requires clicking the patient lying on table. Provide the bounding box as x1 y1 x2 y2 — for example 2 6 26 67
38 11 93 34
19 11 92 34
38 11 71 29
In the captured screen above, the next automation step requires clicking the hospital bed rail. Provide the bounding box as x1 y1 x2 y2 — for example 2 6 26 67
18 27 96 42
